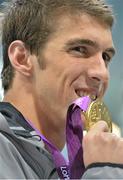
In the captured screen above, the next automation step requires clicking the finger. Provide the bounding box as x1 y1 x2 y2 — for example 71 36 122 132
89 120 109 133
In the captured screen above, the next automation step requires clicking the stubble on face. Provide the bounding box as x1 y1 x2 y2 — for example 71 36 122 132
35 13 115 131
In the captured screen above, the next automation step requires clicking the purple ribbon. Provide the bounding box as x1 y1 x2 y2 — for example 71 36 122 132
27 96 91 179
66 96 91 179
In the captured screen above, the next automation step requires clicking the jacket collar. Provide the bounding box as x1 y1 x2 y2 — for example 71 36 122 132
0 102 34 137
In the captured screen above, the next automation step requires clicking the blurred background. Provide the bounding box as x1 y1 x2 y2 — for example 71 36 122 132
0 0 123 138
105 0 123 136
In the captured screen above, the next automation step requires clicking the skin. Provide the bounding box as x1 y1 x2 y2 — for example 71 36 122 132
3 13 115 150
83 121 123 167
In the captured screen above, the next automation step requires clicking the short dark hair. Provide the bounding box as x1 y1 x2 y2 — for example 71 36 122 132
1 0 114 92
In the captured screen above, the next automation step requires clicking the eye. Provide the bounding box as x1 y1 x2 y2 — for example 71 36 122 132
73 46 86 53
102 52 111 65
68 46 88 57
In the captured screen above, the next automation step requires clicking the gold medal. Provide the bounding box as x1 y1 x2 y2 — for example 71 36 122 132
84 99 112 132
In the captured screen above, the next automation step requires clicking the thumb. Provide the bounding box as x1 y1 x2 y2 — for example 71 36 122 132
89 120 109 133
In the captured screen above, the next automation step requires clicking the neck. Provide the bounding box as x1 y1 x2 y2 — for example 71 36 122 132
3 89 66 150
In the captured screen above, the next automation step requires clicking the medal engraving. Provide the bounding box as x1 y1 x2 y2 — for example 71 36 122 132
85 99 112 132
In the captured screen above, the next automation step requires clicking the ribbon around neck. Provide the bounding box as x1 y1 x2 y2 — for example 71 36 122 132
27 96 91 179
66 96 91 179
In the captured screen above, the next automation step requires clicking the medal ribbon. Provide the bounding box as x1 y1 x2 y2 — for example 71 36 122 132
27 96 91 179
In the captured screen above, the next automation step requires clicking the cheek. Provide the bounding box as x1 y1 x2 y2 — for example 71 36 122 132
104 74 110 92
65 63 86 84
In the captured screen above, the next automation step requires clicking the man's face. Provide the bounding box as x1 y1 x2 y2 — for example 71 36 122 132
34 14 115 127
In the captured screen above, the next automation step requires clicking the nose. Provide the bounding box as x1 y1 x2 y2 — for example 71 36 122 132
87 54 109 88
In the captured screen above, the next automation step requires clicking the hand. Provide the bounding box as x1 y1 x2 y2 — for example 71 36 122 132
83 121 123 167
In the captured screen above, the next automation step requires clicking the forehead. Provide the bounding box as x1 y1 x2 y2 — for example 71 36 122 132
48 14 114 50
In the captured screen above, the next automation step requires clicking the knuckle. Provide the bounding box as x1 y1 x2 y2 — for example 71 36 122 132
117 139 123 149
93 132 105 142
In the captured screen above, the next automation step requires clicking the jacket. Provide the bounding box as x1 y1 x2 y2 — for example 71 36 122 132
0 102 58 179
0 102 123 179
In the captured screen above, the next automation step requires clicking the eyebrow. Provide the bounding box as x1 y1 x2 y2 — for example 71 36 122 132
65 38 116 56
66 39 98 47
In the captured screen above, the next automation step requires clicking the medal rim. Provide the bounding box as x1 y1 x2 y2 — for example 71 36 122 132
85 99 112 132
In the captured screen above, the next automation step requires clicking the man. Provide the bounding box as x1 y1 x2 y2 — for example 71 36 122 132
0 0 123 179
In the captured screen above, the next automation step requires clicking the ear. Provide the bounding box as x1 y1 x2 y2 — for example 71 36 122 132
8 40 33 76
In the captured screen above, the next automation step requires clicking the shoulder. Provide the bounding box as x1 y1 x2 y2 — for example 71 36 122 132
0 132 29 178
0 132 25 164
0 132 14 150
0 131 58 179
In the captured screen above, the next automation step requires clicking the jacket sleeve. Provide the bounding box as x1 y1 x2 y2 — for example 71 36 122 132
0 133 39 179
82 163 123 179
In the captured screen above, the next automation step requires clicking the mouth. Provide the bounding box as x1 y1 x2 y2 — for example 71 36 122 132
75 89 98 101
